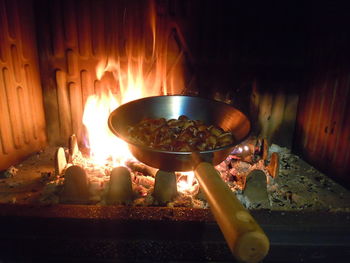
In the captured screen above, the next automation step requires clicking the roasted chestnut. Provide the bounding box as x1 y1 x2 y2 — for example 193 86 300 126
127 115 234 151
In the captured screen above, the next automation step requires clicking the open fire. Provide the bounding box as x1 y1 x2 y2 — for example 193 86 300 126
0 0 348 212
53 133 273 207
54 53 267 205
1 0 350 262
74 24 199 198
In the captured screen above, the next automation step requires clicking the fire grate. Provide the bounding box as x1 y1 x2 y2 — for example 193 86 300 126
1 139 349 213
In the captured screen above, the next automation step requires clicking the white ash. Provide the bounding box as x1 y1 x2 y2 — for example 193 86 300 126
0 148 56 204
168 193 207 209
133 194 155 206
214 144 350 211
216 158 273 209
38 178 63 204
265 144 350 211
1 145 350 213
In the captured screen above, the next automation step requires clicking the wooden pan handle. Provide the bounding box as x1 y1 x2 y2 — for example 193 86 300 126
195 162 269 263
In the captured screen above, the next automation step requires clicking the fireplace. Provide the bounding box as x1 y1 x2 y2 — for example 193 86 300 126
0 0 350 262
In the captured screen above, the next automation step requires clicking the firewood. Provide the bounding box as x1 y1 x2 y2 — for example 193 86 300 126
267 152 279 178
125 160 158 177
262 138 268 161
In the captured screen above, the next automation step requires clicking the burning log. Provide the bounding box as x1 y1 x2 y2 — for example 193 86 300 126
153 171 178 204
243 170 269 206
106 167 133 204
261 138 269 161
54 147 67 176
59 165 90 204
267 152 279 178
132 175 155 189
125 160 158 177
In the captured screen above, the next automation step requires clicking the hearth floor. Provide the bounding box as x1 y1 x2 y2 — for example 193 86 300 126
0 145 349 213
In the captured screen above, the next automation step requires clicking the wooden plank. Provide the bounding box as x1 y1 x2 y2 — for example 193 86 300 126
332 72 350 181
269 91 286 144
258 92 273 141
326 71 349 166
313 71 335 166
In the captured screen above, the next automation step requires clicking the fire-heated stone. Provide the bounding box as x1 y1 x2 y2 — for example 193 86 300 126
106 167 133 205
243 170 269 207
59 165 90 204
153 171 178 204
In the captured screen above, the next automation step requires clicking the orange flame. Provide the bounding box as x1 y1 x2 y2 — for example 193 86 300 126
177 172 199 195
82 90 132 167
82 0 185 167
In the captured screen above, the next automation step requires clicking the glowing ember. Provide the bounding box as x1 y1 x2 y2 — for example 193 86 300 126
177 172 199 195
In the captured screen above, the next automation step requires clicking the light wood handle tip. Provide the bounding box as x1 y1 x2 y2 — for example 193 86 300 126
235 231 270 263
194 162 270 263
